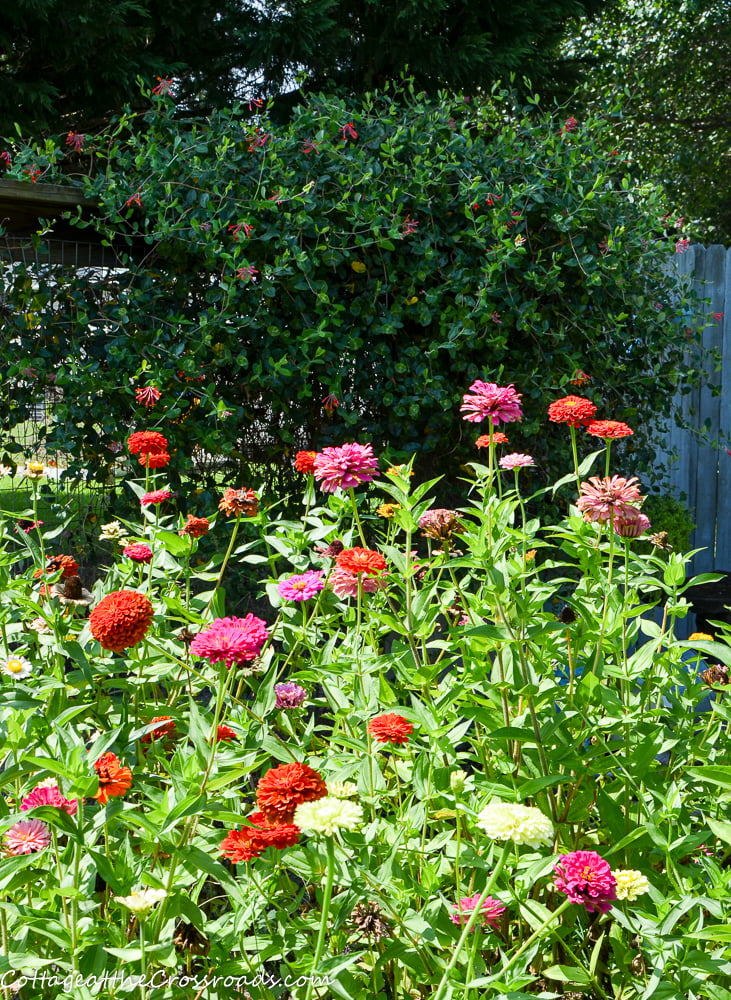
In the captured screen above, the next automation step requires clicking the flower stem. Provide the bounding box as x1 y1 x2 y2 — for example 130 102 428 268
304 837 336 1000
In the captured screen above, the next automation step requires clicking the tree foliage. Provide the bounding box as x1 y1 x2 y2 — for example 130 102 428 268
0 85 706 494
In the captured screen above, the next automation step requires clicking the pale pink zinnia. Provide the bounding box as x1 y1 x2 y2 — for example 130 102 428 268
499 453 534 470
190 614 269 667
460 381 523 425
450 893 506 930
330 567 384 598
613 507 651 538
313 443 379 493
576 476 644 524
553 850 617 913
277 570 325 602
21 781 78 816
4 818 51 855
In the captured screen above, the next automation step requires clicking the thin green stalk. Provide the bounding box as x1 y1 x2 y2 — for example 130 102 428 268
204 513 242 615
488 898 573 985
304 837 336 1000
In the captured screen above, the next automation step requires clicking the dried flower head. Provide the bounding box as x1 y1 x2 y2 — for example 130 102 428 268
701 663 730 687
274 682 308 709
174 922 210 957
350 902 392 942
418 509 464 541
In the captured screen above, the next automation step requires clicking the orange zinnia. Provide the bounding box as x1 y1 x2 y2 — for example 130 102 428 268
547 396 597 428
93 752 133 804
89 590 154 652
256 761 328 825
336 547 387 576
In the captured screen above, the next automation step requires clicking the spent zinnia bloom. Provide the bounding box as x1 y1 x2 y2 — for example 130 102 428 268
499 453 534 470
0 655 33 680
554 851 617 913
294 797 364 835
277 570 325 602
460 381 523 425
547 395 597 427
256 761 328 824
4 818 50 855
701 663 730 686
89 590 154 652
450 894 506 930
179 514 210 538
584 419 633 440
576 476 644 524
613 869 650 901
93 752 133 804
336 547 387 575
418 509 463 541
189 614 268 668
274 682 308 709
613 507 651 538
476 801 554 848
350 902 392 941
368 713 413 745
313 442 379 493
220 812 300 863
21 781 77 816
123 543 153 563
115 888 167 917
294 450 317 473
218 487 259 517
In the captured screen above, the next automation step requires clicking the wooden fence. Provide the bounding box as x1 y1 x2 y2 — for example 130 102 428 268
657 244 731 575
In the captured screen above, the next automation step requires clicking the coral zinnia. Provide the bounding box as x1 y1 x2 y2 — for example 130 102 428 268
256 761 328 824
140 715 177 745
547 395 597 427
313 443 379 493
93 752 133 805
127 431 168 455
450 894 506 929
141 489 173 506
553 850 617 913
460 382 523 425
613 507 651 538
584 419 634 440
475 432 509 447
89 590 154 652
329 567 384 598
189 614 268 667
368 713 413 745
336 547 387 575
220 811 301 863
576 476 644 524
46 554 80 579
179 514 210 538
4 818 50 855
138 450 170 469
218 488 259 517
294 450 317 473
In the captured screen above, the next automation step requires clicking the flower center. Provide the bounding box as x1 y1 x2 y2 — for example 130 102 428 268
6 659 25 673
291 580 307 590
580 866 595 881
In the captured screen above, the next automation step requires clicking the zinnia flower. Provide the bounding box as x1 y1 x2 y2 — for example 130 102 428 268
701 663 730 686
100 521 129 543
294 797 364 835
214 724 238 742
476 801 554 848
140 715 177 745
93 752 133 805
277 570 325 602
547 395 597 427
21 781 78 816
89 590 154 652
218 488 259 517
368 713 413 745
138 451 170 469
4 818 50 855
327 781 358 798
377 503 401 518
313 443 379 493
476 432 509 447
127 431 168 456
613 869 650 901
220 812 300 863
179 515 210 538
329 567 383 598
450 894 506 929
418 509 463 541
613 507 651 538
135 386 162 407
0 655 33 679
576 476 644 524
46 554 79 579
336 547 387 575
274 682 308 709
460 381 523 425
584 420 633 440
499 453 534 470
141 489 173 506
123 543 153 563
256 761 328 824
294 451 317 473
115 888 167 917
553 850 617 913
189 614 268 668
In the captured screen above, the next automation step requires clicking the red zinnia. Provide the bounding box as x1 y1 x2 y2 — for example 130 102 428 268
256 761 328 824
214 724 238 742
127 431 168 456
294 450 317 473
138 451 170 469
141 489 173 506
336 547 387 576
220 812 300 863
584 420 633 440
45 554 79 579
140 715 177 745
93 752 133 805
547 396 597 427
89 590 154 652
368 713 413 745
179 515 210 538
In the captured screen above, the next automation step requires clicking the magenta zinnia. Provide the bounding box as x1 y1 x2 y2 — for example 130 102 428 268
313 443 379 493
277 570 325 602
21 781 78 816
553 850 617 913
460 381 523 425
576 476 644 524
450 894 506 930
190 614 268 667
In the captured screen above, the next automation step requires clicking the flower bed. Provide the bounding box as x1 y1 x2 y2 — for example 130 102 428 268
0 389 728 999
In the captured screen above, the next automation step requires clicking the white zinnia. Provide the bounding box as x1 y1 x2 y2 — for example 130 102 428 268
476 801 554 848
294 797 363 835
115 888 167 917
613 869 650 901
0 656 33 680
326 781 358 799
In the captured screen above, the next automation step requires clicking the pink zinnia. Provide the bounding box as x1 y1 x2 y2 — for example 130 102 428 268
576 476 644 524
123 543 153 563
450 893 506 930
4 818 51 855
499 453 534 470
613 507 651 538
460 381 523 425
21 781 78 816
313 443 379 493
329 567 384 598
277 570 325 602
141 489 173 506
553 850 617 913
190 614 269 667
